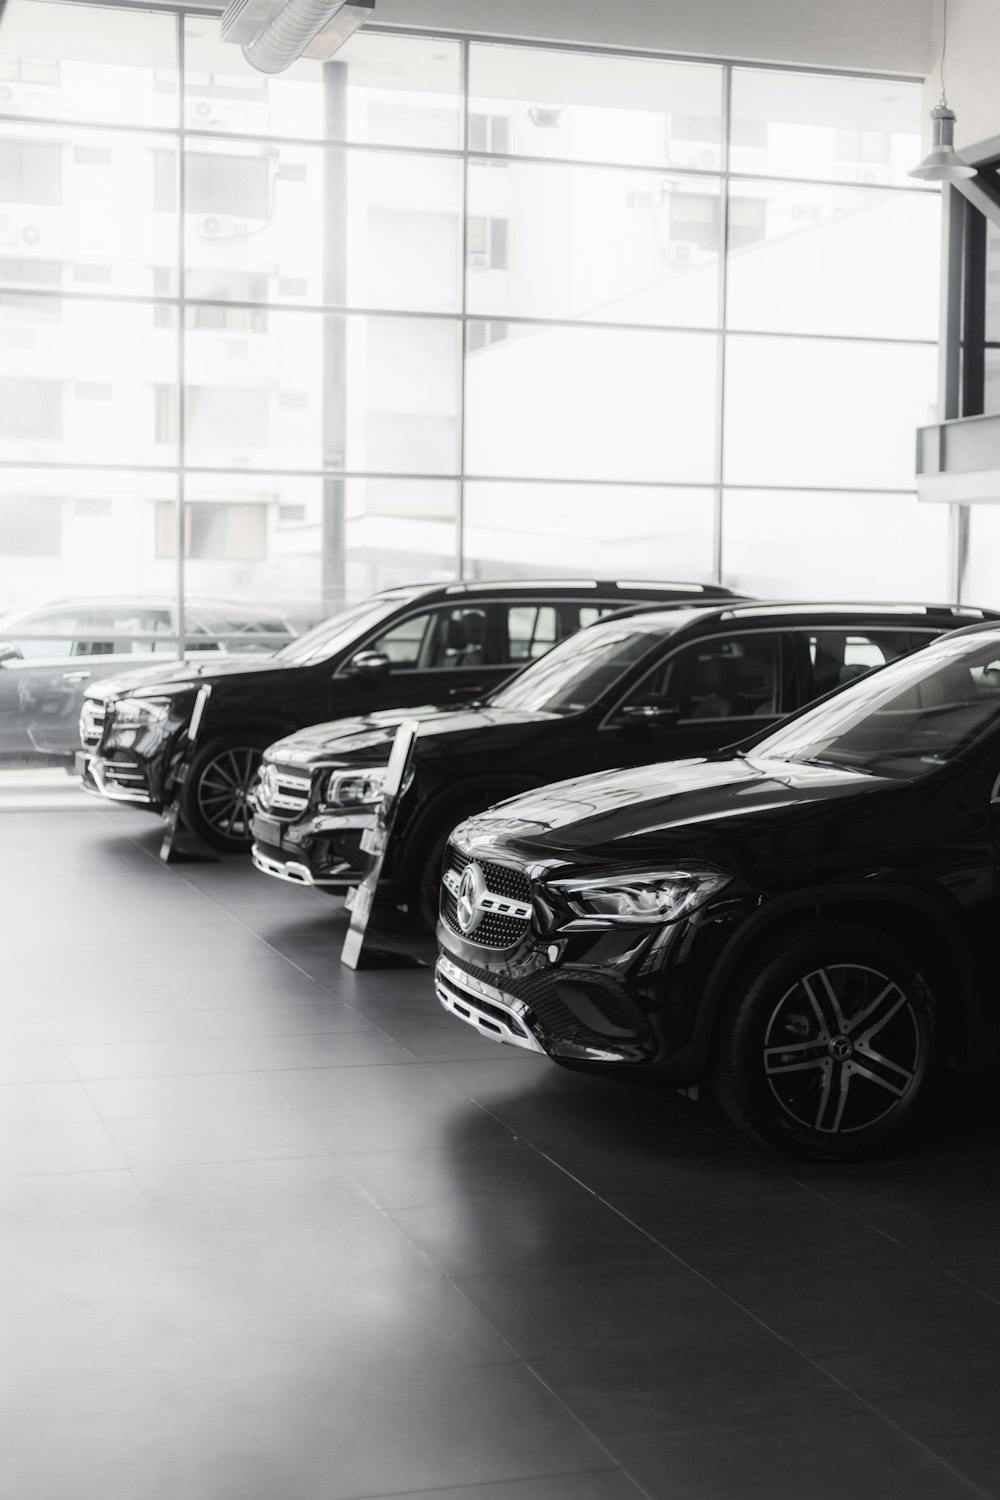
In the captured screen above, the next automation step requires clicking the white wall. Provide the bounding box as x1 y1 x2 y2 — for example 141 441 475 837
920 0 1000 151
372 0 934 76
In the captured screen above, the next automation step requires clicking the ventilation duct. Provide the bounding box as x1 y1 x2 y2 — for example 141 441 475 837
221 0 374 75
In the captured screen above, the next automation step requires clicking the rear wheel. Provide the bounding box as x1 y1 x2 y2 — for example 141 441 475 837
181 734 271 852
712 924 937 1160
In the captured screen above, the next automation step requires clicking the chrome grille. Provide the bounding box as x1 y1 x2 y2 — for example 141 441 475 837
441 845 532 949
79 700 106 752
256 762 312 819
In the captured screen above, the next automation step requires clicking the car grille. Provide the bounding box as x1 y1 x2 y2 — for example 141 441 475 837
79 700 106 752
256 762 312 819
442 846 533 949
446 954 649 1051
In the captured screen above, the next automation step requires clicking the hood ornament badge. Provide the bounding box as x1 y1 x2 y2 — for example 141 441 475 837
456 862 486 935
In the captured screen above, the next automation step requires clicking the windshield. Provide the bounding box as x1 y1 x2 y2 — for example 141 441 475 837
491 620 659 715
273 596 412 666
751 630 1000 777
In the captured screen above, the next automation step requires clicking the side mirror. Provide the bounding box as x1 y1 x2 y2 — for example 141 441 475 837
620 698 681 728
347 649 392 680
0 641 22 666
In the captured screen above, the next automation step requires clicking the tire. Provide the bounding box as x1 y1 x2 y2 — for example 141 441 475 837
181 733 272 852
712 923 937 1161
414 799 494 930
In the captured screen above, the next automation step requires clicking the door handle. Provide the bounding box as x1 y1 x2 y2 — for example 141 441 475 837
61 671 91 683
449 683 484 697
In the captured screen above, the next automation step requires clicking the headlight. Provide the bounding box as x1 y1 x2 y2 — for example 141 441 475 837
324 767 387 808
111 696 173 727
543 867 730 926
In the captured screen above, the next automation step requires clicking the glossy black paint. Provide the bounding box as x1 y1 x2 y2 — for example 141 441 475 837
79 579 715 817
435 627 1000 1090
250 603 988 901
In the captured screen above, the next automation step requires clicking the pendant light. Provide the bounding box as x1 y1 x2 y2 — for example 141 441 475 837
910 0 975 181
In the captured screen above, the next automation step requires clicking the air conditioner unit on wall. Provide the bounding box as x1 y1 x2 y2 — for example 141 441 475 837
198 215 252 240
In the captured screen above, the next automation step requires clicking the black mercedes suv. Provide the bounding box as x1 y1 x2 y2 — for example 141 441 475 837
77 578 728 849
250 602 988 922
435 623 1000 1161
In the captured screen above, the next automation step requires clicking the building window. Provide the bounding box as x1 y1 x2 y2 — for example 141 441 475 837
671 114 721 144
730 118 768 148
467 216 508 270
0 377 62 440
72 146 112 167
153 149 270 218
468 112 510 154
0 139 62 205
669 192 720 252
186 386 271 449
0 257 61 286
467 321 508 353
156 501 268 560
72 264 112 284
0 58 61 85
0 495 61 555
835 128 890 164
153 385 177 446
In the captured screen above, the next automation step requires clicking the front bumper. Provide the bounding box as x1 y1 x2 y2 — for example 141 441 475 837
435 929 659 1066
250 806 373 893
76 750 159 808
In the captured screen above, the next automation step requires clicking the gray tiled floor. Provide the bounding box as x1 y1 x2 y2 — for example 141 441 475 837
2 804 1000 1499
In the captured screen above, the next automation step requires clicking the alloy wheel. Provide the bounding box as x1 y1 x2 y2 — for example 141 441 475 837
195 747 262 842
762 963 921 1136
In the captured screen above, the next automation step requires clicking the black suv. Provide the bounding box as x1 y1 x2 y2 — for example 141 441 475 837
250 602 989 922
435 623 1000 1161
77 578 727 849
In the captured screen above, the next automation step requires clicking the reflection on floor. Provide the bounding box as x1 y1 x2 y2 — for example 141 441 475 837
1 804 997 1499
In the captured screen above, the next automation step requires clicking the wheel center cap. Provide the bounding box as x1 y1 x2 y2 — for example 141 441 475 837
830 1035 853 1061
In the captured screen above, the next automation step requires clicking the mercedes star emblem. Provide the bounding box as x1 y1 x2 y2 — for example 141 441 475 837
456 862 485 935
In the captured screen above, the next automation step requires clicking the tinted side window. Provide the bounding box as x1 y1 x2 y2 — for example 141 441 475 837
424 607 489 668
804 630 916 699
624 632 783 722
371 611 435 667
506 605 559 662
371 607 490 671
10 610 81 659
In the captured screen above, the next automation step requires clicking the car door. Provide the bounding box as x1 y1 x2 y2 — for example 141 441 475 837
0 607 89 762
596 629 788 771
331 602 507 714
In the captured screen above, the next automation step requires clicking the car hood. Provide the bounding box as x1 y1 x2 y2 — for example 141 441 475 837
456 755 901 865
264 704 554 768
83 654 285 701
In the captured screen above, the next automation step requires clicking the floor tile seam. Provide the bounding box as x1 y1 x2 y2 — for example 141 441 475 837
776 1175 1000 1310
598 1196 1000 1500
120 824 334 987
63 1029 391 1060
342 1467 640 1500
101 1105 337 1152
347 1194 655 1500
77 1067 294 1116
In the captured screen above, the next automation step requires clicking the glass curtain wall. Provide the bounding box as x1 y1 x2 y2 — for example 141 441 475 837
0 1 948 641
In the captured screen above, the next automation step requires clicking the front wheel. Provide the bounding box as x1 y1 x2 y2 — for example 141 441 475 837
181 734 271 852
712 924 937 1161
